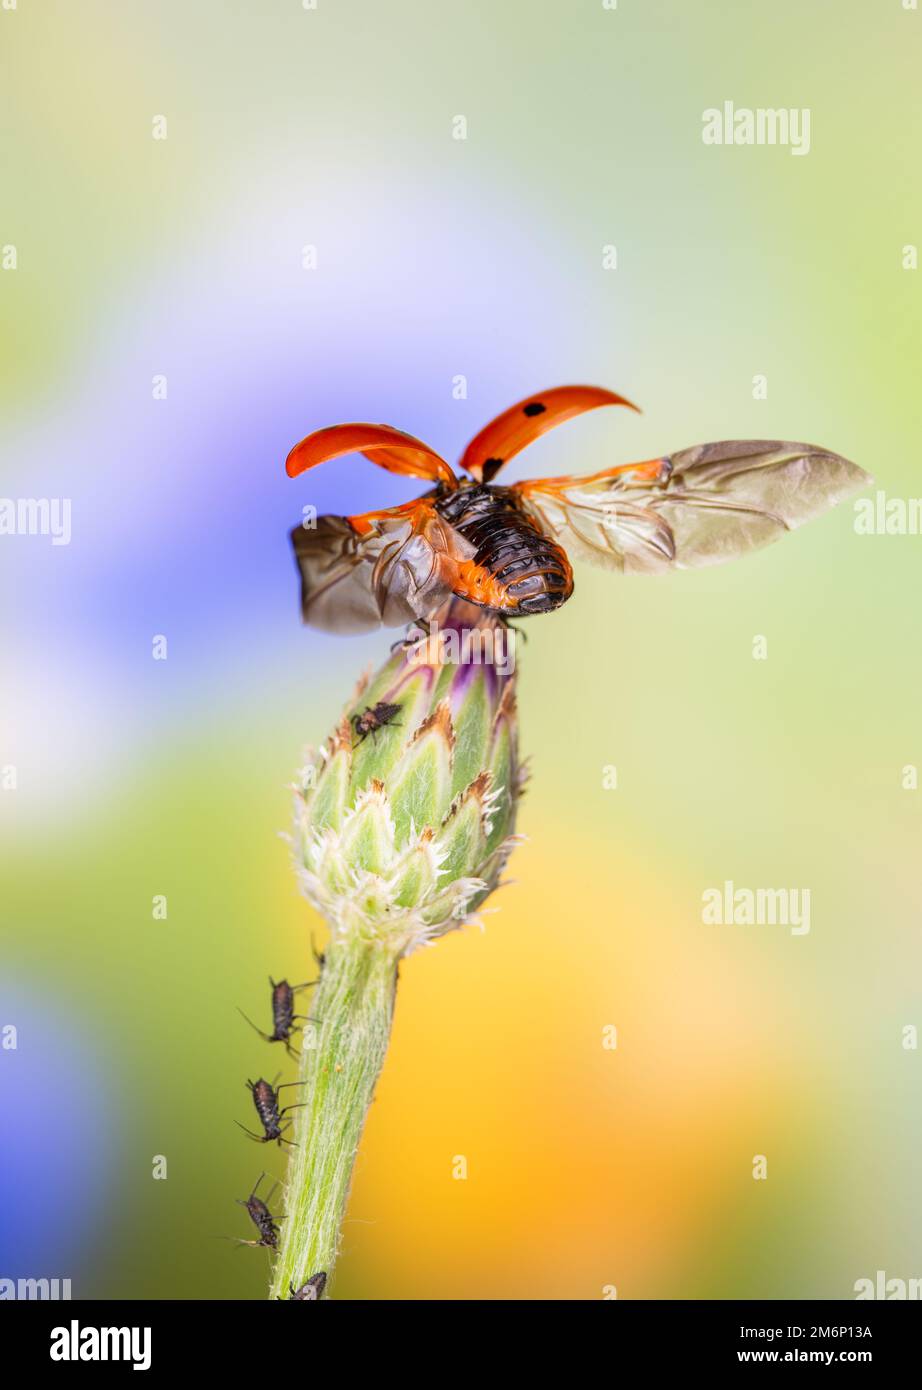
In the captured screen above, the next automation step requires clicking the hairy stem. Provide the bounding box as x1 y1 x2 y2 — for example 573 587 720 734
269 937 400 1299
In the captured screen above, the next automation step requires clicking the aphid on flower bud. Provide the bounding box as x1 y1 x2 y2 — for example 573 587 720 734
285 1273 327 1300
233 1172 283 1249
350 701 402 746
237 977 317 1060
286 385 872 634
236 1077 305 1148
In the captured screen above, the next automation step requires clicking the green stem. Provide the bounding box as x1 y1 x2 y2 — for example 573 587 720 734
269 937 400 1299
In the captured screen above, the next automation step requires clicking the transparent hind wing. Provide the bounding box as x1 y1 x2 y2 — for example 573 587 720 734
511 441 872 574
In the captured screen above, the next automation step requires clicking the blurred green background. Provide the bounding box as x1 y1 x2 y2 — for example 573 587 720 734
1 0 920 1299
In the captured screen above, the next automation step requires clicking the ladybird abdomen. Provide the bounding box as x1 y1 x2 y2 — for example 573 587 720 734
436 486 573 614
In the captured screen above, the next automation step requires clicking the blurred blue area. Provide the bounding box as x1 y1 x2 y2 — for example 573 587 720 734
0 976 117 1286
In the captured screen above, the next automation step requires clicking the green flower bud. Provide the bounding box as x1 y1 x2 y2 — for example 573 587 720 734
293 606 522 955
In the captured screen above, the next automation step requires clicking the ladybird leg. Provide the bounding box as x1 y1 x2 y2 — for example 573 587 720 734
392 617 432 652
497 615 529 642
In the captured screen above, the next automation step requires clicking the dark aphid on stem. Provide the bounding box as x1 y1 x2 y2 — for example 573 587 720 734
234 1172 283 1249
351 701 401 746
236 1077 306 1148
238 977 317 1060
285 1273 327 1300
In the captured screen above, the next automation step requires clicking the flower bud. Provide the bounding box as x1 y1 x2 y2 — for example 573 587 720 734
293 603 523 955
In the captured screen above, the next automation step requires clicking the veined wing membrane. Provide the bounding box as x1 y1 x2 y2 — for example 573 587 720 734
511 441 872 574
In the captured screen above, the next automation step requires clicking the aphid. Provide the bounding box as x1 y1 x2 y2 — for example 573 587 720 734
237 1077 305 1148
234 1172 283 1249
285 386 871 633
351 701 402 745
238 977 317 1060
286 1273 327 1300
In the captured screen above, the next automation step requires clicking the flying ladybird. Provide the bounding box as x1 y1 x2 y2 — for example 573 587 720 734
285 385 871 633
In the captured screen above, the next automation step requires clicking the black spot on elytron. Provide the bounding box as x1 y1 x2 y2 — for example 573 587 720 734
481 457 504 482
522 402 546 417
